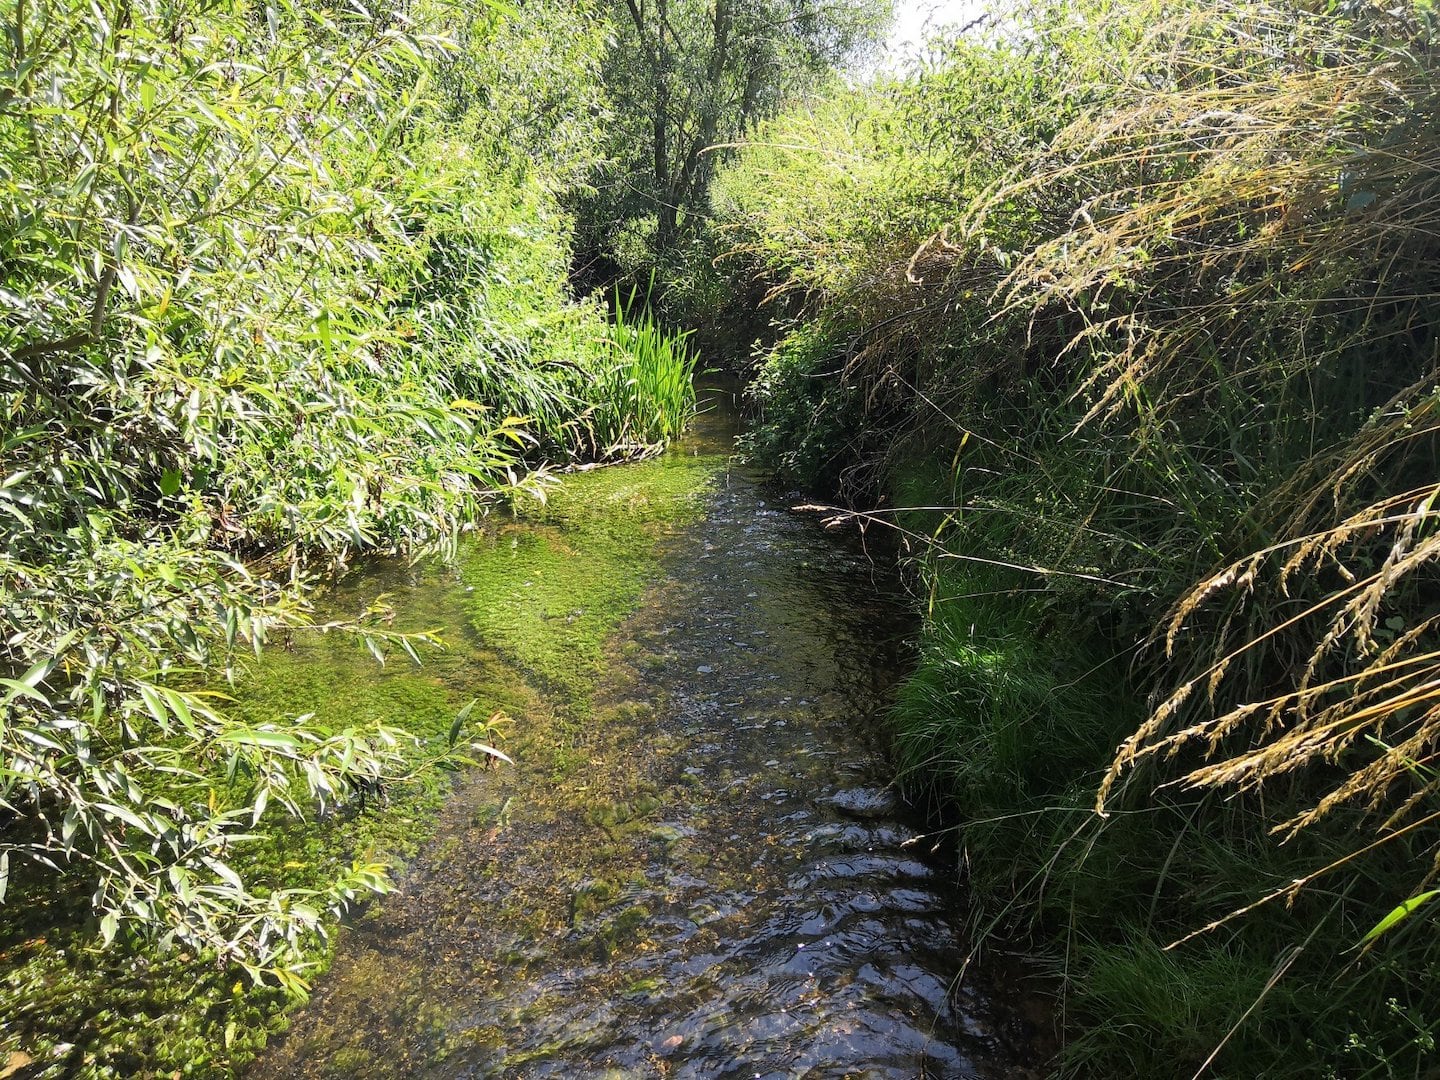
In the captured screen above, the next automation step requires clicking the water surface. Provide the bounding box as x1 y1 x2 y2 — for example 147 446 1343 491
252 386 1045 1078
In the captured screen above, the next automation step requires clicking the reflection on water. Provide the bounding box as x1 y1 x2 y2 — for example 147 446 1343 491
251 384 1046 1079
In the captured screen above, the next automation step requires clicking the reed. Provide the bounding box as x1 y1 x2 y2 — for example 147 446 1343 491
587 287 700 458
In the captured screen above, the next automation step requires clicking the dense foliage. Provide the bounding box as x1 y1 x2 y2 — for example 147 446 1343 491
0 0 699 996
20 0 1440 1072
705 1 1440 1074
570 0 887 318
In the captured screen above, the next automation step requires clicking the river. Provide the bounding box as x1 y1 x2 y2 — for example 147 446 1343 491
249 382 1047 1079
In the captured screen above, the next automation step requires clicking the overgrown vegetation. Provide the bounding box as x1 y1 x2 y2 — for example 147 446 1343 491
568 0 888 328
0 0 699 1034
24 0 1440 1071
585 288 700 457
704 1 1440 1074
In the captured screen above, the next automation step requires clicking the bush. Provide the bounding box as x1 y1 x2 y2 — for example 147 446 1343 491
0 0 626 981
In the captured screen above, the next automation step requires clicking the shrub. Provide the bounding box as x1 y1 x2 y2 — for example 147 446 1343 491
0 0 615 980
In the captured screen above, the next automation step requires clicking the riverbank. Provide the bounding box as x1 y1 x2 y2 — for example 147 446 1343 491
684 3 1440 1073
0 7 714 1052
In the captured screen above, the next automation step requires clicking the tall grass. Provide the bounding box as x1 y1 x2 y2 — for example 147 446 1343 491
586 288 700 457
703 0 1440 1073
890 565 1132 818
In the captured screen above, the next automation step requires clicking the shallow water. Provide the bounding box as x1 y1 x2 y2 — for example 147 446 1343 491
251 386 1046 1079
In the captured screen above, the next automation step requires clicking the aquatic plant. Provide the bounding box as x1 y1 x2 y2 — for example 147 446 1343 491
585 287 700 458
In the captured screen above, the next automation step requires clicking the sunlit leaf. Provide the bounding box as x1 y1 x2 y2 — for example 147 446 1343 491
1361 890 1440 946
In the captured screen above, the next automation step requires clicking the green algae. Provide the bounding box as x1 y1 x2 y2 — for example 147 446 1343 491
569 879 618 926
459 453 718 711
622 975 664 998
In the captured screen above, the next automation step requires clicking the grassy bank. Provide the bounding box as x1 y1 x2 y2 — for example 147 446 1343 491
698 1 1440 1074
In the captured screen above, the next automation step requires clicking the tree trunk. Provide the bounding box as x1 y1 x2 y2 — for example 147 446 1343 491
666 0 731 247
654 0 677 247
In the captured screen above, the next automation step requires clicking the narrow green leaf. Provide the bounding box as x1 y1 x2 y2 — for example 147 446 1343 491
0 679 49 706
218 728 302 750
1361 889 1440 945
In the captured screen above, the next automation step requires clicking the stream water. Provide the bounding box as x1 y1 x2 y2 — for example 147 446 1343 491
250 385 1046 1079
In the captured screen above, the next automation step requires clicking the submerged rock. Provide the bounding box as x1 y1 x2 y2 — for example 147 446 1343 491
823 786 898 820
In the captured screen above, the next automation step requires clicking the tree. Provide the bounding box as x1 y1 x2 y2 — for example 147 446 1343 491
579 0 888 281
